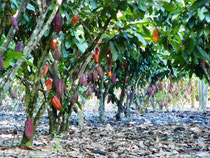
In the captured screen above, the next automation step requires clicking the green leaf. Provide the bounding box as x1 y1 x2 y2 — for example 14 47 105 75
99 42 109 63
10 0 19 8
75 100 82 110
6 51 25 60
23 13 29 22
162 2 176 12
90 0 97 10
109 41 118 61
26 4 35 12
196 46 210 61
19 57 36 67
130 31 146 45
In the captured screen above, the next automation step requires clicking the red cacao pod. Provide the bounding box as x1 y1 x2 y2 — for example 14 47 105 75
88 86 94 96
50 37 57 51
93 69 98 81
56 79 65 97
164 102 167 107
94 47 100 63
71 14 79 25
51 96 62 110
0 58 5 70
24 118 34 139
111 75 116 84
97 65 104 79
122 61 127 70
43 65 49 77
107 70 112 78
11 90 18 99
88 73 93 83
52 12 62 34
10 16 19 31
147 87 152 94
152 28 159 44
15 42 24 52
71 92 78 104
80 74 88 87
202 60 206 67
45 78 53 91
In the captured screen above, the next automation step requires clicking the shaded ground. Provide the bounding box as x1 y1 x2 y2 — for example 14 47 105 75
0 102 209 158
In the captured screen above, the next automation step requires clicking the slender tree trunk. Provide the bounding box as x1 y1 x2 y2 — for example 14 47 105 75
199 79 208 110
125 87 131 117
99 80 105 122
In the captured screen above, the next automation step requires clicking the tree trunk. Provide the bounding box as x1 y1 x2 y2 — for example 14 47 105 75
199 79 208 110
99 80 105 122
125 87 131 117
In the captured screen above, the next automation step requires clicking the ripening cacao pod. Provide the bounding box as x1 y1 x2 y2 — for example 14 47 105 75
93 69 98 81
45 78 53 91
11 90 18 99
111 75 116 84
52 12 62 34
43 65 48 77
50 37 57 51
80 74 88 87
88 86 94 96
94 47 100 63
88 73 93 83
56 79 65 97
202 60 206 67
152 28 159 44
97 65 104 79
52 47 62 61
71 14 79 25
10 16 19 31
122 61 127 70
107 70 111 78
51 96 62 110
15 42 24 52
147 87 152 94
71 92 78 104
0 58 5 70
24 118 34 139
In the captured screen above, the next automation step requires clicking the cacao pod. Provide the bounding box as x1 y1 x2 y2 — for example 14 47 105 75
97 65 104 79
111 75 116 84
71 92 78 104
24 118 34 139
71 14 79 25
11 90 18 99
51 96 62 110
43 65 49 77
108 64 112 72
50 37 57 51
93 69 98 81
88 73 93 83
94 47 100 63
52 47 62 61
202 60 206 67
56 79 65 97
152 28 159 44
88 86 94 96
159 83 163 91
75 69 80 75
180 78 182 82
164 102 167 107
122 61 127 70
107 70 111 78
80 74 88 87
0 58 5 70
10 16 19 31
147 87 152 94
52 12 62 34
45 78 53 91
15 42 24 52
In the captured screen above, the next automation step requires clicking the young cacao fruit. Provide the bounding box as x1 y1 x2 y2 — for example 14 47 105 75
71 14 79 25
10 16 19 31
80 74 88 87
56 79 65 97
51 96 62 110
94 47 100 63
111 75 116 84
52 12 62 34
97 65 104 79
0 58 5 70
45 78 53 91
88 73 93 83
107 70 112 78
43 65 49 77
24 118 34 139
50 37 57 51
71 92 78 104
15 42 24 52
11 90 18 99
93 69 98 81
152 28 159 44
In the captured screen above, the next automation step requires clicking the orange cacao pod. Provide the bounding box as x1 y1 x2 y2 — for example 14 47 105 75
24 118 34 139
107 70 112 78
43 65 48 77
94 47 100 63
50 37 57 51
71 14 79 25
51 96 62 110
45 78 53 91
152 28 159 44
52 12 62 34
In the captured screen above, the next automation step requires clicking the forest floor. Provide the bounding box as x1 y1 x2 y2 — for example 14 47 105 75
0 97 209 158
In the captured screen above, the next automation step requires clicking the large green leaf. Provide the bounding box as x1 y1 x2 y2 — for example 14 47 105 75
109 41 118 61
196 46 210 61
26 4 35 12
